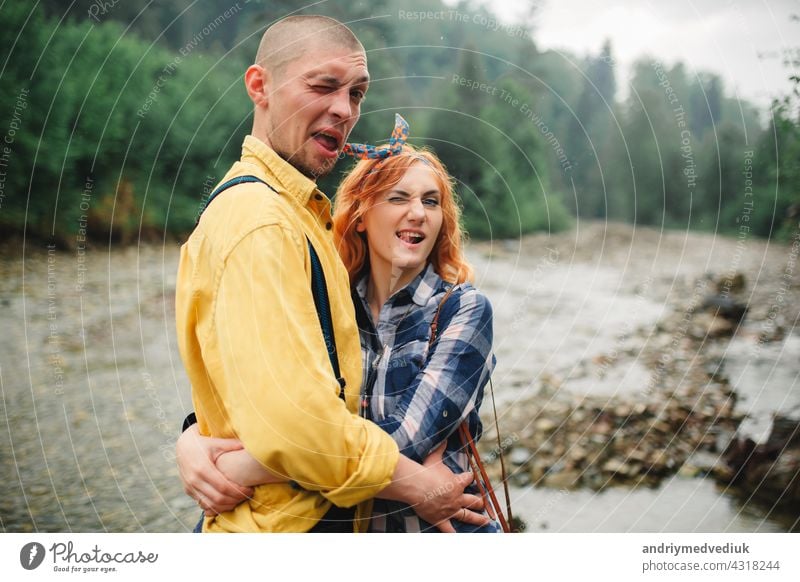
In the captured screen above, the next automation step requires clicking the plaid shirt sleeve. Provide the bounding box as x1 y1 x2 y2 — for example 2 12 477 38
374 286 495 463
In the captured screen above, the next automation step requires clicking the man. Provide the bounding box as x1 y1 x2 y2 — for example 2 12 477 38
175 15 485 533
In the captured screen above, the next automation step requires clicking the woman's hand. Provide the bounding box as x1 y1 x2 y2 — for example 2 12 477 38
176 424 254 516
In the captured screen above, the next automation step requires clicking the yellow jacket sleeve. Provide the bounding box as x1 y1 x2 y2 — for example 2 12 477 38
210 223 399 508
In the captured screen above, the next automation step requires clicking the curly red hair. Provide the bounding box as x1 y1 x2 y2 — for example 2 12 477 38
333 144 473 286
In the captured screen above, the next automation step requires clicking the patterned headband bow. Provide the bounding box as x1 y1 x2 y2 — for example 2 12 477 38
342 114 409 160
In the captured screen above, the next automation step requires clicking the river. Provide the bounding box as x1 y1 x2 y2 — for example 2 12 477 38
1 222 798 532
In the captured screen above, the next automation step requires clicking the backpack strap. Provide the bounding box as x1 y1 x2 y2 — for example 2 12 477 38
199 175 271 223
428 285 513 532
306 239 346 394
197 175 346 399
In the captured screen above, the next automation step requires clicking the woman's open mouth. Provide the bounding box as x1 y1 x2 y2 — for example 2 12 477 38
396 230 425 247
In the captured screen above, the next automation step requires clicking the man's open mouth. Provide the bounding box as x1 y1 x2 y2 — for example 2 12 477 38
312 130 341 154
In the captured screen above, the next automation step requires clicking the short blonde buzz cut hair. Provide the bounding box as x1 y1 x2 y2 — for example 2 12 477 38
255 15 365 78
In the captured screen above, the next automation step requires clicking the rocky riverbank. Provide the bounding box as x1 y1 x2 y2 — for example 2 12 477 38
471 223 800 530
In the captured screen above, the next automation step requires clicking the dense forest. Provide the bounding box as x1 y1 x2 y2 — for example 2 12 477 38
0 0 797 243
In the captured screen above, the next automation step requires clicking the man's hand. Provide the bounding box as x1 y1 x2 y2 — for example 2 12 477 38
377 442 490 533
176 424 254 516
414 442 489 532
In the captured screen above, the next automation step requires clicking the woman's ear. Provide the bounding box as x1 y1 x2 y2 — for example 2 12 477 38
244 64 269 108
355 218 366 233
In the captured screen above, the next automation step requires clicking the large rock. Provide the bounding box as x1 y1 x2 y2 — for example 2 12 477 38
719 415 800 510
701 294 748 323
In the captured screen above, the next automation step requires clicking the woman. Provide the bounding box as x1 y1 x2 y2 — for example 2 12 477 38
178 118 498 532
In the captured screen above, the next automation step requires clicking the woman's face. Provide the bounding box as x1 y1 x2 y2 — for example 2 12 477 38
358 161 444 285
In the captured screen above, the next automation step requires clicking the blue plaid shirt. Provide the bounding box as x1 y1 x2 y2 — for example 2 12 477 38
353 264 499 533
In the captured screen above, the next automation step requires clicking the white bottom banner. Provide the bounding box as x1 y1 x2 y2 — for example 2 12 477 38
1 533 798 581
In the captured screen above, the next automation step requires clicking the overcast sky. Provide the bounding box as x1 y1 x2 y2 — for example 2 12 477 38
449 0 799 110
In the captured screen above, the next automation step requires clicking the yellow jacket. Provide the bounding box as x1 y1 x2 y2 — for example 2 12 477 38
176 136 399 532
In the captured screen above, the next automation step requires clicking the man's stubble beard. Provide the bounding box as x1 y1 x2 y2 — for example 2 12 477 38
275 147 337 181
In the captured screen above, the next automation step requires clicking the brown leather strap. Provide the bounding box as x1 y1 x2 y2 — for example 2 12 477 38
488 376 514 526
428 286 455 348
459 422 510 532
457 423 496 521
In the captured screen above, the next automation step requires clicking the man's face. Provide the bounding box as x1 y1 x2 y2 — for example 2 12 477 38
264 45 369 179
